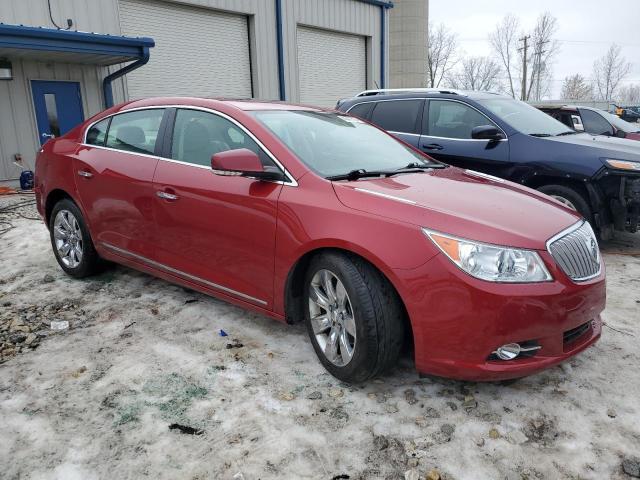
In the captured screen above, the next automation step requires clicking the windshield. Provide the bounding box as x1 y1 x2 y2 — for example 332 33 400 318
251 110 435 178
476 97 573 136
597 109 640 132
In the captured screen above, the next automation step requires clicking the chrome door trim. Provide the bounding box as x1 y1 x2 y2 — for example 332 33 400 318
82 105 297 187
100 242 268 306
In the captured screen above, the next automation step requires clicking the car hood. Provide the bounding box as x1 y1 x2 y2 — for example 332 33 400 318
332 167 581 250
544 132 640 159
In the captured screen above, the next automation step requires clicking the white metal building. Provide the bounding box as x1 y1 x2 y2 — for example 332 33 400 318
0 0 415 181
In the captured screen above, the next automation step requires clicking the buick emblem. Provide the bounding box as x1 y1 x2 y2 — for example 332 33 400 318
586 237 599 262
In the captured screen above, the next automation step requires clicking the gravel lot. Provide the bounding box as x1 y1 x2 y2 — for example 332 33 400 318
1 194 639 480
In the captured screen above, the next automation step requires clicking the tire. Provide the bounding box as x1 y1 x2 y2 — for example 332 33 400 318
303 251 405 383
537 184 592 223
49 198 102 278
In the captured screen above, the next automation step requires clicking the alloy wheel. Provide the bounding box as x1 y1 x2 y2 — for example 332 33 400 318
53 209 84 268
308 269 356 367
550 194 577 211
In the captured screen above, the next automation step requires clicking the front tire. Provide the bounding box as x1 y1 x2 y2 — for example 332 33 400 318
304 252 405 383
537 184 592 223
49 199 102 278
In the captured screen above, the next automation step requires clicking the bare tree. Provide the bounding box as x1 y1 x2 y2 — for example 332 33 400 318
427 23 458 88
448 56 503 92
526 12 560 101
489 14 520 98
618 84 640 104
561 74 593 100
593 44 632 101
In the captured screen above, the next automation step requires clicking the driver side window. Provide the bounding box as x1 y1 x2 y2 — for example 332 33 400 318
580 110 614 136
426 100 494 139
171 109 275 167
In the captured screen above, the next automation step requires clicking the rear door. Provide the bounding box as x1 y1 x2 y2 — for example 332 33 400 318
419 99 510 174
73 108 165 258
151 108 284 308
368 99 424 148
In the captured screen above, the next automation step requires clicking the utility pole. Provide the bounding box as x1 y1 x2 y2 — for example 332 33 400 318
518 35 530 101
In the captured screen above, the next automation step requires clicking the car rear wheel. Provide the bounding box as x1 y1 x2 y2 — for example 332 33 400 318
304 252 405 383
537 184 592 223
49 199 102 278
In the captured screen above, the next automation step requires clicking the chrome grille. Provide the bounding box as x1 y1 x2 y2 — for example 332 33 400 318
547 221 601 281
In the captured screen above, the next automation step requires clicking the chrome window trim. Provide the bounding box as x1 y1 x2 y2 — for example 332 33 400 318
353 188 417 205
82 105 298 187
100 242 268 306
545 220 603 282
388 130 421 138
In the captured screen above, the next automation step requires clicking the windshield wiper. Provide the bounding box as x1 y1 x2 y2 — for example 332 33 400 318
529 133 553 137
400 161 447 170
556 131 578 136
327 164 444 181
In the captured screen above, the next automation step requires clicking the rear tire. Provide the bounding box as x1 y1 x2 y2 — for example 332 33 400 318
537 184 592 223
49 199 102 278
303 251 405 383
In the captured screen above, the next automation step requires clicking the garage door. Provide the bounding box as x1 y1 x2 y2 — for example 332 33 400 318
297 27 366 107
118 0 252 99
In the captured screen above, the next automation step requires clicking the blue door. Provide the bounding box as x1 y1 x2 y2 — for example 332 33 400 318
31 80 84 145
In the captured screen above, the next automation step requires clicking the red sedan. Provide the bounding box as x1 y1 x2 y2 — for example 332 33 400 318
34 97 605 382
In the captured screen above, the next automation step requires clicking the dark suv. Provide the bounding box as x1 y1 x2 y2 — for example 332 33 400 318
337 89 640 238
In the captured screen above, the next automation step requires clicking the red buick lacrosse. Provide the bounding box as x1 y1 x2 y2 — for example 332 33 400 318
35 97 605 383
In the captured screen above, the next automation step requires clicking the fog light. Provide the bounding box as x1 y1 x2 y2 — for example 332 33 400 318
494 343 521 360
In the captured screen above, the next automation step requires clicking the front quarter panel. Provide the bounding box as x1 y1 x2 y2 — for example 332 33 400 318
272 174 439 315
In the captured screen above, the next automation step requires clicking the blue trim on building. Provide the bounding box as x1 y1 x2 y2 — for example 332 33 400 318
357 0 394 7
275 0 286 101
380 6 386 88
0 23 154 58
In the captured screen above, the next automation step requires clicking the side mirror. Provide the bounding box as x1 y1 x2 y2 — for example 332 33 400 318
471 125 505 141
615 129 627 138
211 148 284 181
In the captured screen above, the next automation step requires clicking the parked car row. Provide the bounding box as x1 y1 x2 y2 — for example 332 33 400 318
337 89 640 239
36 93 611 384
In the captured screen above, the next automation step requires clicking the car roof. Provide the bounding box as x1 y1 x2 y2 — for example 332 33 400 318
118 96 326 113
340 88 506 105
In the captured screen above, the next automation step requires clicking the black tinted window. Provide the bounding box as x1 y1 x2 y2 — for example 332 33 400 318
370 100 422 134
172 109 275 168
86 118 109 146
105 109 164 154
347 102 373 120
580 109 614 136
427 100 493 139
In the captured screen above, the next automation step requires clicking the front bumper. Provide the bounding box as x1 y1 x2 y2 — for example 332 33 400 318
395 250 606 381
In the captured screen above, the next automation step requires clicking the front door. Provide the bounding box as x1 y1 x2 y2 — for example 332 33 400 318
152 108 284 308
31 81 84 144
419 99 510 176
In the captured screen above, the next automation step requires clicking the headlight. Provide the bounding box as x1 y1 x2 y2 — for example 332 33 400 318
604 159 640 171
422 229 552 283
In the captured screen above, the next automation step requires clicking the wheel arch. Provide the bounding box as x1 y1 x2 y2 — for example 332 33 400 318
283 246 414 354
45 189 78 226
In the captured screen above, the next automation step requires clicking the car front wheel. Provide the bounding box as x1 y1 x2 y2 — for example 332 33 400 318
537 184 592 223
49 198 102 278
304 252 405 383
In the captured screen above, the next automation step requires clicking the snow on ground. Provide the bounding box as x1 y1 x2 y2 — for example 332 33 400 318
1 197 639 480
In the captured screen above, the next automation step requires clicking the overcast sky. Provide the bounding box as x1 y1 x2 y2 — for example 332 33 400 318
429 0 640 98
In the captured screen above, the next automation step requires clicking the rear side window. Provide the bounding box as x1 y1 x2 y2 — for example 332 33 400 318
86 118 109 146
347 102 373 120
580 109 614 136
426 100 493 139
370 100 422 134
105 109 164 154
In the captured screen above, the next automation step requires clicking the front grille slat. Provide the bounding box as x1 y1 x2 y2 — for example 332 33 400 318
548 222 601 282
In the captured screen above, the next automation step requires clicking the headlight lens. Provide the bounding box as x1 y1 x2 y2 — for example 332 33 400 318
604 159 640 171
423 229 552 283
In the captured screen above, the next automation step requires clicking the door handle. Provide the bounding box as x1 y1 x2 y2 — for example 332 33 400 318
77 170 93 178
41 133 55 139
422 143 444 151
156 191 179 201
